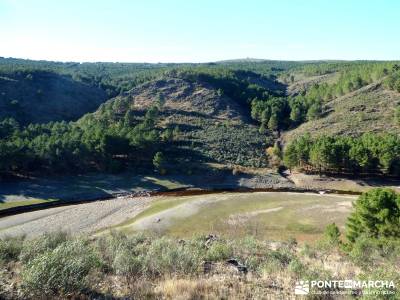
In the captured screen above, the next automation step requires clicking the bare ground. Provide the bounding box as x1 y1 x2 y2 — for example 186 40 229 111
0 196 154 238
288 172 400 193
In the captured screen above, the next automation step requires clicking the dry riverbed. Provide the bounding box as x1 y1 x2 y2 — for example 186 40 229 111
0 196 154 238
0 191 357 242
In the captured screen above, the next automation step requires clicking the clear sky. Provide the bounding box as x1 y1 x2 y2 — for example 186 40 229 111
0 0 399 63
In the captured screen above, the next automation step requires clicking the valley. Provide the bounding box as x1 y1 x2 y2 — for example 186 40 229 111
1 58 400 234
0 58 399 298
0 191 355 242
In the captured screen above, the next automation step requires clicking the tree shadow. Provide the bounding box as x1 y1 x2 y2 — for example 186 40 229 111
0 171 170 203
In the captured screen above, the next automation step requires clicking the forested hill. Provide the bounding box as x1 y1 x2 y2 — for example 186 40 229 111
0 57 288 124
0 71 108 124
0 58 399 178
0 66 285 176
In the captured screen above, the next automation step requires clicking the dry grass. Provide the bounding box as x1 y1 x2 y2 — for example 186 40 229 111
283 85 400 143
1 231 399 299
115 192 354 243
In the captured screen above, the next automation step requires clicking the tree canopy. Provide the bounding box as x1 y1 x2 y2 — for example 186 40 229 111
346 188 400 243
283 133 400 176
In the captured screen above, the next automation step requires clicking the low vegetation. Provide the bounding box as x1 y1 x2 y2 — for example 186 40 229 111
0 188 398 299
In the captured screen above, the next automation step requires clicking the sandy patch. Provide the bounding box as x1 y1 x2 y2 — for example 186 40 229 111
0 196 154 239
123 194 235 232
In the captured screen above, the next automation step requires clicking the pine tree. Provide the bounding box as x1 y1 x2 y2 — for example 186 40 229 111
267 114 278 130
346 188 400 243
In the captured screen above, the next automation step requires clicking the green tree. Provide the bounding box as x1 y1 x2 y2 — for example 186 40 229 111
258 122 267 134
153 151 166 174
323 223 341 245
346 188 400 243
267 114 278 130
283 143 298 172
306 102 322 120
289 105 302 124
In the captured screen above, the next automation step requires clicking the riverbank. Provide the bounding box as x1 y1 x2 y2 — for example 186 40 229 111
0 169 292 211
1 169 399 216
0 191 355 241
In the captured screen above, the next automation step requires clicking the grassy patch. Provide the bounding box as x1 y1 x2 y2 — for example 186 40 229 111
113 195 198 229
115 192 354 242
0 199 53 211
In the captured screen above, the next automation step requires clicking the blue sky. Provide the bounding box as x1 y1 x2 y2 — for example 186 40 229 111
0 0 399 62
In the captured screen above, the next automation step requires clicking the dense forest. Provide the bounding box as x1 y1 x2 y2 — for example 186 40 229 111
283 133 400 176
0 104 169 176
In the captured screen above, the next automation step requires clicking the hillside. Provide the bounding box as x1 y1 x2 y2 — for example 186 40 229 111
82 76 268 168
0 71 108 124
0 58 399 180
283 82 400 141
0 57 287 125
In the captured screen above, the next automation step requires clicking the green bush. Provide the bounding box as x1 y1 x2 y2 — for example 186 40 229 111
19 232 68 263
264 248 293 271
0 236 24 264
258 242 297 274
95 232 147 272
323 223 341 245
112 248 144 277
21 239 99 297
348 236 400 270
288 258 308 278
142 237 201 277
300 243 317 259
234 236 267 271
206 241 233 261
357 266 400 300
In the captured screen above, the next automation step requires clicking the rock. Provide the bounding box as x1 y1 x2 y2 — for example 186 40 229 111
226 258 248 274
203 261 213 274
205 234 218 248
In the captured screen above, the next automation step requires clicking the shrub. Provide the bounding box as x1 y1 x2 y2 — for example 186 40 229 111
205 241 233 262
288 258 308 278
395 106 400 125
348 236 400 270
323 223 341 245
95 231 147 271
0 236 24 264
19 232 68 263
143 237 201 278
357 266 399 300
266 249 293 269
21 239 99 297
234 236 267 271
112 247 144 277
